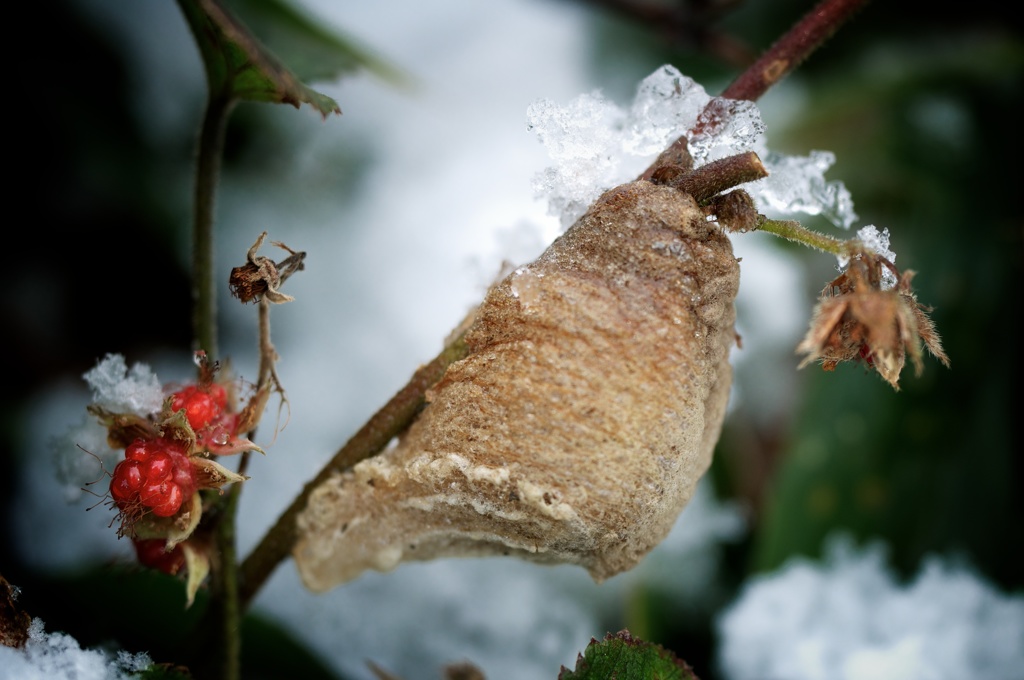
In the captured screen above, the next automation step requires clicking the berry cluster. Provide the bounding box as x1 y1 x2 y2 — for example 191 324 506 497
110 437 196 517
170 383 228 431
170 383 241 452
132 538 185 575
89 358 259 601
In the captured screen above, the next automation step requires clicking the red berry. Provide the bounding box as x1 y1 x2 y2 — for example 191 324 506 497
148 483 184 517
110 460 143 504
208 383 228 411
172 464 195 493
170 384 227 431
145 451 172 480
113 437 195 518
125 437 159 462
133 539 185 575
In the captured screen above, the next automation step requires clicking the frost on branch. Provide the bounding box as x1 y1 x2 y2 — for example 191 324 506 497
526 64 856 230
752 150 858 230
841 226 898 289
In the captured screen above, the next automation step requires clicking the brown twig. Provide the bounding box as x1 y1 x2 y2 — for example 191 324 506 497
652 151 768 202
575 0 757 68
238 333 470 610
642 0 872 179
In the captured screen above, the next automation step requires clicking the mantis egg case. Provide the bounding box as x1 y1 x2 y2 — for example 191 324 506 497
294 179 740 592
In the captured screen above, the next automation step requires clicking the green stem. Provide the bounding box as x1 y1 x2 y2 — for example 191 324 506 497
192 94 236 357
237 333 470 611
189 91 240 679
757 217 848 255
216 485 242 680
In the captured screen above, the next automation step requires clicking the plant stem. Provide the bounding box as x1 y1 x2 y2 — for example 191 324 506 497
192 93 236 357
757 218 846 255
642 0 872 180
189 91 239 679
719 0 870 102
654 151 768 202
237 333 470 610
215 486 242 680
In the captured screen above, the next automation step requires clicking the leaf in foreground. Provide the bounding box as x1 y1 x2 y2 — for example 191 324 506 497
559 630 700 680
176 0 341 117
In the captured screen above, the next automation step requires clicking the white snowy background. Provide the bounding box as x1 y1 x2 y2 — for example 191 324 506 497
4 1 1023 679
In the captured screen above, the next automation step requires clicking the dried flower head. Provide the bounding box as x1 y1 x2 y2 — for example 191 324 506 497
797 252 949 389
229 231 305 304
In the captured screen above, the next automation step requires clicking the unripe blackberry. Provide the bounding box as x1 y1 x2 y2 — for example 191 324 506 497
111 437 195 519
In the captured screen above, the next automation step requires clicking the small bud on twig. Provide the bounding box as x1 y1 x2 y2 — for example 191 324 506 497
229 231 306 304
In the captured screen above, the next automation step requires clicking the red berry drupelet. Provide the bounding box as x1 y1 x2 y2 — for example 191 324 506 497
110 437 196 519
133 538 186 575
169 383 228 431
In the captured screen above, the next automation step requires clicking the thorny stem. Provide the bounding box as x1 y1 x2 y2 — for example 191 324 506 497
237 333 470 611
642 0 871 179
757 217 848 255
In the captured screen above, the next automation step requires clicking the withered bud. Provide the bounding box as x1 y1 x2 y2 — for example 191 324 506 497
229 231 305 304
649 164 688 185
797 253 949 389
1 575 31 649
644 138 694 180
706 189 759 233
294 179 741 592
650 152 768 203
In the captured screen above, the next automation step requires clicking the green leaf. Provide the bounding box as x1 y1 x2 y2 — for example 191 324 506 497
224 0 407 86
559 631 700 680
176 0 344 117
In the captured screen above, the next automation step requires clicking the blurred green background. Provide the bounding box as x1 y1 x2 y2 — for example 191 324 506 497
3 1 1021 678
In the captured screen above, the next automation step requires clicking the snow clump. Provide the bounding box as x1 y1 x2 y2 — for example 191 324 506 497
526 64 857 231
716 535 1024 680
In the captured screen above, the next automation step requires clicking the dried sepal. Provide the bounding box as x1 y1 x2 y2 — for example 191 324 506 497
158 403 199 451
85 406 160 449
131 491 203 548
182 542 211 608
235 381 273 434
191 456 250 488
797 252 949 389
